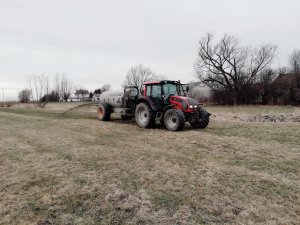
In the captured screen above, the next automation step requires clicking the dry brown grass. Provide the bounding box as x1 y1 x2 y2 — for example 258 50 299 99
0 104 299 224
0 101 17 107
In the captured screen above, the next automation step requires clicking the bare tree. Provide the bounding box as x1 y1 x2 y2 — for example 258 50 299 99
100 84 111 93
27 74 50 108
289 49 300 74
53 73 61 99
278 66 288 75
123 64 157 94
259 68 277 104
52 73 73 102
60 74 73 102
195 33 277 105
18 89 32 103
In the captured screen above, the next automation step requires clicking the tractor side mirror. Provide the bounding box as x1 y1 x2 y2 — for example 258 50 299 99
186 86 190 92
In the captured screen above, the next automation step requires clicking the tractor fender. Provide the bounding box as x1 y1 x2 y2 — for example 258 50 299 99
161 104 176 119
136 97 158 111
162 104 176 113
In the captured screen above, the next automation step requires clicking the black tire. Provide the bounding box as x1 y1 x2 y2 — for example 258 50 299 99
97 103 111 121
190 107 210 129
164 109 185 131
135 102 155 128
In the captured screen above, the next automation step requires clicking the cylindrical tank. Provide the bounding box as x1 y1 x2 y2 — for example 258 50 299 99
99 90 124 108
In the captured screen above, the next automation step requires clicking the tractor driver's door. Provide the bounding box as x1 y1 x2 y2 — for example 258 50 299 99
162 83 178 104
146 85 163 110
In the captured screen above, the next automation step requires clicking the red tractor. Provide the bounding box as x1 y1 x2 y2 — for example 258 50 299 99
97 80 210 131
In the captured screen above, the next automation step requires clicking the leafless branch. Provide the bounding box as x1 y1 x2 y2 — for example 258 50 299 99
123 64 158 94
195 33 277 104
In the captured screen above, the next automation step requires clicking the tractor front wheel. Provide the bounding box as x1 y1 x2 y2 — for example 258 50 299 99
135 102 155 128
189 107 210 129
164 109 185 131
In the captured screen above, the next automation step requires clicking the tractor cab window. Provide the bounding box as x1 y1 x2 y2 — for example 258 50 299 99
145 85 163 99
163 83 177 97
146 85 151 96
145 84 163 109
128 88 138 97
150 85 162 100
163 83 185 97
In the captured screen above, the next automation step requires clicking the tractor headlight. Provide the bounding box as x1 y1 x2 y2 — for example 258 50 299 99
189 105 194 109
194 105 198 108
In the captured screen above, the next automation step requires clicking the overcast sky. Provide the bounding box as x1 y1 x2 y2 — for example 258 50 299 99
1 0 300 99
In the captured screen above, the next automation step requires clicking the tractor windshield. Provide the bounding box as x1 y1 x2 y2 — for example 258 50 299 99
163 83 185 97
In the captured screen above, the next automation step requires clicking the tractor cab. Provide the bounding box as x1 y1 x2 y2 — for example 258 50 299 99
143 80 199 112
143 80 187 109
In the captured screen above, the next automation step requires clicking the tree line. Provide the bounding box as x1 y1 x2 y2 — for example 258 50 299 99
19 73 73 108
18 65 163 108
18 73 113 108
18 33 300 106
123 36 300 106
195 33 300 105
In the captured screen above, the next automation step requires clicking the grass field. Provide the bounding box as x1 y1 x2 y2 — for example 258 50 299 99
0 104 299 225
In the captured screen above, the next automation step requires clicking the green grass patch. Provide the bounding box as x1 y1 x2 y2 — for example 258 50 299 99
152 192 184 209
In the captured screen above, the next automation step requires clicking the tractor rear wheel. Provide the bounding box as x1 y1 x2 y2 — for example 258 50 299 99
164 109 185 131
190 107 210 129
135 102 155 128
97 103 111 121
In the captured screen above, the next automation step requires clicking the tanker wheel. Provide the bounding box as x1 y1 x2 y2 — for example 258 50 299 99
135 102 155 128
164 108 185 131
190 107 210 129
97 103 111 121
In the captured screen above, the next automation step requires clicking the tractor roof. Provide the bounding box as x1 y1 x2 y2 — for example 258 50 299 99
144 80 183 85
